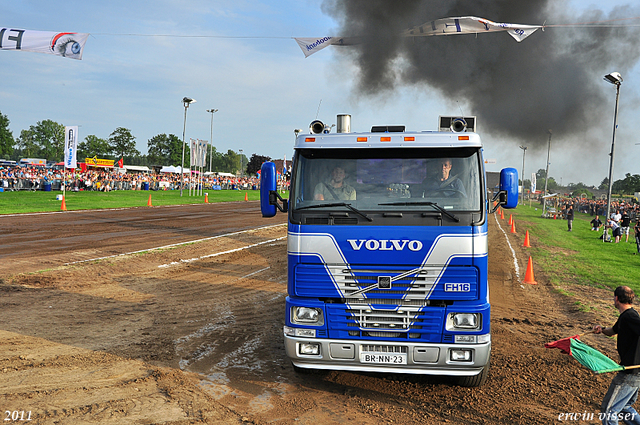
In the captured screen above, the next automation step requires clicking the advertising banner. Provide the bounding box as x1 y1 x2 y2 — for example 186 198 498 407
1 28 89 60
64 126 78 169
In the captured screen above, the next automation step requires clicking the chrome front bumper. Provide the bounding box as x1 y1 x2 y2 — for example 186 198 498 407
284 332 490 376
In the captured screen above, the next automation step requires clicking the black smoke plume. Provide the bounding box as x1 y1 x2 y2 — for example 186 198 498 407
321 0 640 150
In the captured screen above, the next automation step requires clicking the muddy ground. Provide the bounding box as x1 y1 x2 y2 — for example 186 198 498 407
0 202 625 424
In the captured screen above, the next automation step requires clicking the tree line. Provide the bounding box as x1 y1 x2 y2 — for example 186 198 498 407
0 111 264 174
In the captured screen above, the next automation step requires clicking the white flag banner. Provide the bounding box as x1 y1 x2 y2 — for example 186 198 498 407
296 16 542 57
190 138 198 167
531 172 537 194
1 28 89 60
200 140 208 168
64 126 78 169
294 37 335 58
405 16 542 42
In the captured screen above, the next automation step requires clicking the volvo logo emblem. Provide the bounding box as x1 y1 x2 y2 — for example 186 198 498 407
347 239 423 252
378 276 391 289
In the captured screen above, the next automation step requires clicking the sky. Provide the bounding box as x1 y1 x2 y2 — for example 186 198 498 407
1 0 639 187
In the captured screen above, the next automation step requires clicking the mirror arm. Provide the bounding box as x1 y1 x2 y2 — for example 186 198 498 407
269 190 289 213
489 190 508 214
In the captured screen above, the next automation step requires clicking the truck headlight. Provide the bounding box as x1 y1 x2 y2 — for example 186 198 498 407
446 313 482 331
292 307 324 325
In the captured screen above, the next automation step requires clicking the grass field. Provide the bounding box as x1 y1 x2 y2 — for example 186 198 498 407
508 203 639 295
0 189 279 213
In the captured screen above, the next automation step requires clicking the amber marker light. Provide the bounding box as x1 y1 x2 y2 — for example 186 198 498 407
357 137 368 142
305 137 316 142
380 137 391 142
458 136 470 140
404 136 415 141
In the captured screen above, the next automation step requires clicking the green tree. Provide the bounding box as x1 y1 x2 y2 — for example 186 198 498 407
78 135 111 160
109 127 140 160
220 150 241 174
147 133 184 166
35 120 64 161
599 177 609 191
18 120 64 161
246 154 271 176
570 188 594 199
16 129 39 158
0 111 14 158
612 173 640 195
207 146 225 171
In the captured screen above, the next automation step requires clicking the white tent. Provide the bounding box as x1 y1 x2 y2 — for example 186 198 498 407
123 165 150 173
160 166 190 173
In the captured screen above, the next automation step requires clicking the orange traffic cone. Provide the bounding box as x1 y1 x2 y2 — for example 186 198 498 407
508 214 513 225
510 220 516 233
147 194 152 207
205 193 209 203
524 256 537 284
524 230 531 248
61 195 67 211
244 192 248 201
500 209 504 220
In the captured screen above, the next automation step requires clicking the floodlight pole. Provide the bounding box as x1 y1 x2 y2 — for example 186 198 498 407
605 80 622 224
207 109 218 173
542 130 552 217
180 97 196 197
519 145 527 205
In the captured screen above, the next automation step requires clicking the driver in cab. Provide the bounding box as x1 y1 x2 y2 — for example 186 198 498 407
422 158 466 198
314 166 356 201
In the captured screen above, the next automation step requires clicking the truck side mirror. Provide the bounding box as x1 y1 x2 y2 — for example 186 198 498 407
260 162 288 217
499 167 519 209
490 167 518 212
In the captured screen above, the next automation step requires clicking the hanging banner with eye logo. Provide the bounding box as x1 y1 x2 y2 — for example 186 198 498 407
0 28 89 60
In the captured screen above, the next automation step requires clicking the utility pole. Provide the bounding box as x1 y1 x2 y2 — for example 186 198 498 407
542 130 552 217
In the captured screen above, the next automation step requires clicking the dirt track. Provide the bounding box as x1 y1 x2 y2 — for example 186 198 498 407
0 202 625 424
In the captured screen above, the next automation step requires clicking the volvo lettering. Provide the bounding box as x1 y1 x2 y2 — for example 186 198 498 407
260 114 518 386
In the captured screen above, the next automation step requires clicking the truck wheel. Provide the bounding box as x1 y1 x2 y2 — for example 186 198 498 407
455 358 490 387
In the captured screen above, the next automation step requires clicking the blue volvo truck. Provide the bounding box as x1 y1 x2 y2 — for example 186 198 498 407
261 115 518 386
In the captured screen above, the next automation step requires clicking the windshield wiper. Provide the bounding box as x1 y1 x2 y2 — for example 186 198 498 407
296 202 373 222
378 201 459 222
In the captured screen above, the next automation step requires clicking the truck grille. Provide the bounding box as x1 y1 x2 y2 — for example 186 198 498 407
326 303 444 340
327 265 438 301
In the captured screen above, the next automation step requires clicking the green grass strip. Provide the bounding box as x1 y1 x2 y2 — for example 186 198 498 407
0 189 288 214
509 203 639 294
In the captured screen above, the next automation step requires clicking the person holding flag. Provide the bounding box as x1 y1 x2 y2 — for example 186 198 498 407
593 286 640 425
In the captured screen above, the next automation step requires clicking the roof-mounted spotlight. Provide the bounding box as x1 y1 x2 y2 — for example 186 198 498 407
604 72 623 86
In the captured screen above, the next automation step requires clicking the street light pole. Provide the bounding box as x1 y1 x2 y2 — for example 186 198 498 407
542 130 552 217
206 108 218 173
604 72 623 223
519 145 527 205
180 97 196 197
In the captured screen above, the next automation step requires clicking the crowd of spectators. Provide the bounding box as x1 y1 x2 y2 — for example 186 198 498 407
553 197 640 248
555 198 639 222
0 165 280 192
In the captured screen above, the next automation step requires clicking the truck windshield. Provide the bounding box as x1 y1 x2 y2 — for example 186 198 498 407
291 147 482 212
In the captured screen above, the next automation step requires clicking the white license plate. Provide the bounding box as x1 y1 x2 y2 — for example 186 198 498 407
360 353 407 365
